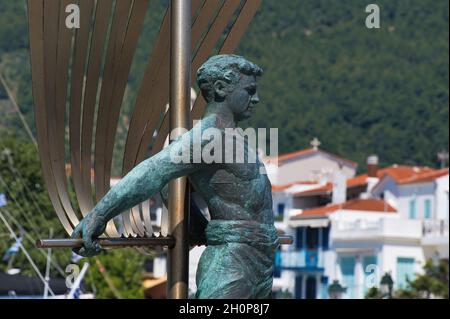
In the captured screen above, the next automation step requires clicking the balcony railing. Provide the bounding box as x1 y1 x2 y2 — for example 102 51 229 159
422 219 449 238
331 218 422 241
275 250 324 270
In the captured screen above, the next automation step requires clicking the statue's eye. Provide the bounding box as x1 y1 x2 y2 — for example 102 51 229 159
246 87 256 95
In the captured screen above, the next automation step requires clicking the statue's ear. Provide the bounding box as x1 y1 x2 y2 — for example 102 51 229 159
213 80 228 100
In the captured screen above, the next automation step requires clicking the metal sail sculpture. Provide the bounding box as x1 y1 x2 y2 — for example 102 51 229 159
27 0 262 242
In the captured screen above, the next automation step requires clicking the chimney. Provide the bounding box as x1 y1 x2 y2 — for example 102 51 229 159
367 155 379 178
332 169 347 204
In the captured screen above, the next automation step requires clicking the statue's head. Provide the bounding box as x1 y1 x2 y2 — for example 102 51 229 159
197 54 263 121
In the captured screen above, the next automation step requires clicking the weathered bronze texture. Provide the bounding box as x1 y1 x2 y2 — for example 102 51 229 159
70 54 278 299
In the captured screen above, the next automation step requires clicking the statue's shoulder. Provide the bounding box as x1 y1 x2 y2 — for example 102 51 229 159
192 116 225 135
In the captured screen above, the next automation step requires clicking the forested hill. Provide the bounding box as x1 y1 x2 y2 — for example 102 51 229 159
0 0 448 173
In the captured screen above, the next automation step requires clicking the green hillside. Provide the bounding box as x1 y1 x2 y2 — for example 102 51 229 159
0 0 448 172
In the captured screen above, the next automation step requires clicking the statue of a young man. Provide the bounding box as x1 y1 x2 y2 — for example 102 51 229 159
72 54 279 298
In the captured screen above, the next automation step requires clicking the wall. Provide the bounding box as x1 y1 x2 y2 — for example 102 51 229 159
435 174 450 220
380 244 425 288
397 183 435 220
272 152 356 185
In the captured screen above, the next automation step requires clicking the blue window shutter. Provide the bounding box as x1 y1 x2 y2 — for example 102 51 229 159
320 276 329 299
277 203 285 216
424 199 431 219
296 228 303 249
409 199 417 219
340 256 356 299
322 226 330 250
273 250 281 278
295 276 303 299
396 258 415 289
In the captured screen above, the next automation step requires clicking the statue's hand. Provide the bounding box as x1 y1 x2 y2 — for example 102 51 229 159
71 212 107 257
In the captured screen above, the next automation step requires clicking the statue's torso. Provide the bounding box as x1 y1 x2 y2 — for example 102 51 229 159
188 119 274 224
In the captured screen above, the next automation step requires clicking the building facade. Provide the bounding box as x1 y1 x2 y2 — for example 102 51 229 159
270 147 449 299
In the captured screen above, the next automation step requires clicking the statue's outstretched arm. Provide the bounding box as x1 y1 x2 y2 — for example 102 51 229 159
71 132 200 256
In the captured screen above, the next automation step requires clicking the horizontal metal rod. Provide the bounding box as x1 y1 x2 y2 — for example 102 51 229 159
36 237 176 249
36 236 293 249
278 235 293 245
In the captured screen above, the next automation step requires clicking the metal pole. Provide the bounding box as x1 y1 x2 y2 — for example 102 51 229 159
43 228 53 299
168 0 191 299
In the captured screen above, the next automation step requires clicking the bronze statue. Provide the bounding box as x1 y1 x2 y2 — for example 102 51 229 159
72 54 279 299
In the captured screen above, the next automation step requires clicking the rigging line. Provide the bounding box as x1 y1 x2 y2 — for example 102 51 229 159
2 209 66 278
2 175 123 294
0 174 42 236
0 143 52 228
0 70 38 150
2 165 126 295
0 184 60 276
0 174 42 235
0 209 55 296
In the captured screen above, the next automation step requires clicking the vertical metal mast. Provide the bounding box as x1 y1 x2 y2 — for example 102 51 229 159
168 0 191 299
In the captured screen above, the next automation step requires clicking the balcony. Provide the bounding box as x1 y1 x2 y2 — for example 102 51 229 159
275 250 324 271
422 219 449 247
331 218 422 242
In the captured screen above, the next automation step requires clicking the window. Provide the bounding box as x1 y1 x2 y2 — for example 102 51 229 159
424 199 432 219
296 228 304 249
273 250 281 278
306 227 319 249
277 203 285 216
340 256 356 299
320 276 329 299
305 276 317 299
396 258 415 289
321 226 330 250
295 276 303 299
409 199 417 219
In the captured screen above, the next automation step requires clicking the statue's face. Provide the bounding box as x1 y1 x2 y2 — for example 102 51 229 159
219 74 260 121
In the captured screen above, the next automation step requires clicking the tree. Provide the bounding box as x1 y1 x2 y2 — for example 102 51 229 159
365 259 449 299
396 259 449 299
83 249 148 299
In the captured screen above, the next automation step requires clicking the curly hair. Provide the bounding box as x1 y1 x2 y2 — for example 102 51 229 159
197 54 263 102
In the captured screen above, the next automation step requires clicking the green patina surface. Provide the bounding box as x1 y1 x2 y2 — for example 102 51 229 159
72 55 279 298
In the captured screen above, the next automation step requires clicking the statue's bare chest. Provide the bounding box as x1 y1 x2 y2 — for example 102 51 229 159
190 159 271 206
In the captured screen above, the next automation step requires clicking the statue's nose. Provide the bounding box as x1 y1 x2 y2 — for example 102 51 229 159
251 93 260 104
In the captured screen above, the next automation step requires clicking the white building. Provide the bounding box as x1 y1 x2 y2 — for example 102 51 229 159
270 147 449 299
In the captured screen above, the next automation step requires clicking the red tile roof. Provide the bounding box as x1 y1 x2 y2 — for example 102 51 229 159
266 148 358 167
292 166 448 196
272 180 322 192
294 174 370 197
343 198 397 212
395 168 448 185
272 184 295 192
294 183 332 196
292 203 342 218
377 165 435 183
292 198 397 219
